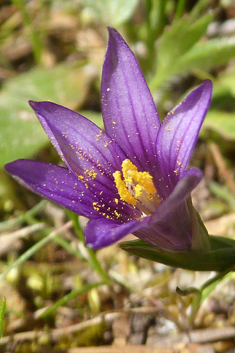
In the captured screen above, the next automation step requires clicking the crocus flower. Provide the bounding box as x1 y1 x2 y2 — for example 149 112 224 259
5 28 212 252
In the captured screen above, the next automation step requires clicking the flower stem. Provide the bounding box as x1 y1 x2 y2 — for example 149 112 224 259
0 298 6 339
67 211 110 285
178 264 235 325
87 248 110 285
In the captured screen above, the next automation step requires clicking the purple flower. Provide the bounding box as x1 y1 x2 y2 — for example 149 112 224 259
5 28 212 252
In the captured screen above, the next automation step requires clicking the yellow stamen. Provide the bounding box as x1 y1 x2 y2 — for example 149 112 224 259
122 159 156 195
113 159 160 215
113 170 136 205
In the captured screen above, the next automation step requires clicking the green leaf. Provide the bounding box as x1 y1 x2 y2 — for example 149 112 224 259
209 181 235 211
37 282 104 319
211 69 235 111
82 0 138 26
150 13 213 89
176 37 235 75
217 69 235 97
202 110 235 141
201 69 235 141
120 236 235 272
0 63 100 167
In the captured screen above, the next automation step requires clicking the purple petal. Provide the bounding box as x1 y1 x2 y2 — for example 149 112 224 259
4 160 139 221
134 168 203 250
101 28 161 174
85 217 150 249
156 80 212 191
5 160 98 217
29 101 126 196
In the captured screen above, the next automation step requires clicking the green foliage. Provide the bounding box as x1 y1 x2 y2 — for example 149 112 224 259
176 37 235 75
150 13 214 89
0 64 102 167
81 0 139 26
150 14 235 89
1 0 235 342
203 110 235 141
202 69 235 141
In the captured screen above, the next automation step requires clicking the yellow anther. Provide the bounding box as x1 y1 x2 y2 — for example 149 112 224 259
113 159 160 215
113 170 136 205
121 159 156 195
133 171 156 195
134 184 144 199
122 159 138 174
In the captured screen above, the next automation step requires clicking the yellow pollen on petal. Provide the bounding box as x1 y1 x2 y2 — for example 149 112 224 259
93 202 101 211
114 210 121 218
87 169 97 179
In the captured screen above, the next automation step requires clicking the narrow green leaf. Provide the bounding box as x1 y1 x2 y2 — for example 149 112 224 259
0 221 72 282
37 282 104 319
120 236 235 272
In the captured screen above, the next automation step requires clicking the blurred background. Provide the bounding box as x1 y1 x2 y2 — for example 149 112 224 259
1 0 235 352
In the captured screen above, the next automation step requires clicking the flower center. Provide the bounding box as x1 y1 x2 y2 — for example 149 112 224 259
113 159 161 216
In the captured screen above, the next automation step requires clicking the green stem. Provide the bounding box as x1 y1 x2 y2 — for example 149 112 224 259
0 298 6 339
86 247 110 285
192 265 235 323
174 0 186 21
143 0 167 75
177 264 235 325
12 0 43 64
66 210 84 243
